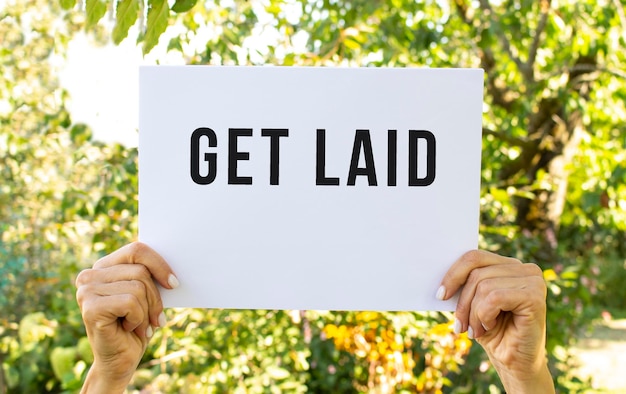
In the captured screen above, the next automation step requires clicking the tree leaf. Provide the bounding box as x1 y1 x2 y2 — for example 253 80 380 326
85 0 107 29
167 36 183 52
143 0 169 55
112 0 139 44
171 0 198 13
60 0 76 10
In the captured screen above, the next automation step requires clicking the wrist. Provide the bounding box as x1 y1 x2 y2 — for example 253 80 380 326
81 362 131 394
498 360 555 394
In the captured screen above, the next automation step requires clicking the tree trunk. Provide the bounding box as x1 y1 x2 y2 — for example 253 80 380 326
511 55 596 262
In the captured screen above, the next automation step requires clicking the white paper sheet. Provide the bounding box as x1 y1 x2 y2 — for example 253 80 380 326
139 66 483 311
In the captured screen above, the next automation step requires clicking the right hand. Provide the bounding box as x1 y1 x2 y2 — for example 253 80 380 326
75 242 178 393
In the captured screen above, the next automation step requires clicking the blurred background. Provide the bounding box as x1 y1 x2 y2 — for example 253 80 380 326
1 0 625 392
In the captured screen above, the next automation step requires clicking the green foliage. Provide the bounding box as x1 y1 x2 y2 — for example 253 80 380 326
112 0 139 44
0 1 137 391
3 0 625 392
143 0 170 54
85 0 107 29
134 309 310 392
59 0 76 11
1 311 92 392
172 0 198 14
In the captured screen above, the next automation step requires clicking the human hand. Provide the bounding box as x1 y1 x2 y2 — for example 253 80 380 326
437 250 554 393
75 242 178 393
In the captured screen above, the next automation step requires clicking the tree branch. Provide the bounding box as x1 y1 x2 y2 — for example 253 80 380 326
483 127 529 148
540 63 626 82
478 0 530 79
614 0 626 33
571 64 626 80
454 1 519 111
481 47 519 111
527 0 551 79
453 0 472 25
138 349 190 369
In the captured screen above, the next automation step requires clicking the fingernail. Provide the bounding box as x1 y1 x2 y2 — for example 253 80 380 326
435 285 446 301
158 312 167 328
168 274 180 289
146 325 154 338
453 318 462 334
467 326 474 339
481 322 489 331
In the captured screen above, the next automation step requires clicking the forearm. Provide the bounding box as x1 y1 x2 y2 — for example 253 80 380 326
81 363 131 394
496 358 555 394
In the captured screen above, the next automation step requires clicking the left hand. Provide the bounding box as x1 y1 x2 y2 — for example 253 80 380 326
437 250 553 392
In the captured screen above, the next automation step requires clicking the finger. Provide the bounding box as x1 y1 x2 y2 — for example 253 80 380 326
470 275 546 338
438 250 522 301
76 264 164 328
82 281 151 335
81 292 150 338
467 277 526 338
92 242 179 290
455 263 541 335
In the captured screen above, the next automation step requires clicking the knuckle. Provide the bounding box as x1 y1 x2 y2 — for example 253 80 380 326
133 264 151 280
119 293 140 310
127 241 149 259
525 263 543 276
80 299 99 323
455 300 470 317
92 255 108 269
129 279 148 295
75 284 89 305
74 269 93 287
466 268 481 285
474 278 489 296
462 249 482 266
152 290 164 310
530 275 548 297
154 298 164 313
483 288 503 307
